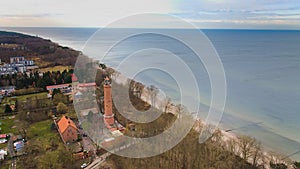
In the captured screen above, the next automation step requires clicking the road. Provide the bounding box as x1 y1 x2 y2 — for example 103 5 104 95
85 152 111 169
85 138 142 169
7 134 16 169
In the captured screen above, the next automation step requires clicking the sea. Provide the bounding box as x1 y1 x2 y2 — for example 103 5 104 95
1 27 300 160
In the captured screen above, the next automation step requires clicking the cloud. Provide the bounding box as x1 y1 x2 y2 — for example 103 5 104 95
170 0 300 29
0 13 62 18
0 0 299 29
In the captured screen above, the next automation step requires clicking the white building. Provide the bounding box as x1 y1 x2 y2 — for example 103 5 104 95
0 149 7 160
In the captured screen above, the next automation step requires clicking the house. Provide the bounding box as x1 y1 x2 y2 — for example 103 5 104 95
0 149 7 160
11 135 23 142
0 139 7 144
0 56 34 75
0 86 16 96
13 141 25 152
46 84 70 93
0 134 7 139
46 84 71 99
10 56 25 64
76 82 96 92
57 116 78 143
10 56 34 66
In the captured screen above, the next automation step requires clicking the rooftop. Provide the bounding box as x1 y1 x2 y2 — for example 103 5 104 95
57 115 78 133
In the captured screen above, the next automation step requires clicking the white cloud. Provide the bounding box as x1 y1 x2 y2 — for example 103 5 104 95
0 0 175 27
0 0 299 29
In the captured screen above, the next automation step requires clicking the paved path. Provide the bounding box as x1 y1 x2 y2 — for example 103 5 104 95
7 134 16 169
85 152 111 169
85 139 142 169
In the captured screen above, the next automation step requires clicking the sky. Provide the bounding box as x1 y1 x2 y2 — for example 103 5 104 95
0 0 300 29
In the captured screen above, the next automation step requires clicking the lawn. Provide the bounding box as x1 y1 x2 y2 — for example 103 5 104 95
27 120 60 146
0 117 17 134
0 142 6 149
16 92 48 103
16 119 79 168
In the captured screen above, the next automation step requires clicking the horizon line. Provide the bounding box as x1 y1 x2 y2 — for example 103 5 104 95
1 26 300 31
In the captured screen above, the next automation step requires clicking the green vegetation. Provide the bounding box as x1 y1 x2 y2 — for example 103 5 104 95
0 97 16 113
0 117 17 134
56 102 68 114
18 119 77 169
13 88 44 96
1 69 74 90
27 120 55 141
16 92 47 102
53 92 69 105
4 104 12 113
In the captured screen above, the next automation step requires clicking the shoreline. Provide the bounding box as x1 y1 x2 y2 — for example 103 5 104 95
112 74 294 168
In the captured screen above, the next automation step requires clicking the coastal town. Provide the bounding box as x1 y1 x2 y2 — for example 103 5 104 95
0 59 123 168
0 30 299 169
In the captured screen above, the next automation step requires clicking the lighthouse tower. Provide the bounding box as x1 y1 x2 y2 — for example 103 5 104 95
103 77 117 131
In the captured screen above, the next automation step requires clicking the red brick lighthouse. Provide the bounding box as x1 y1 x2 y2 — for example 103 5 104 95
103 77 117 131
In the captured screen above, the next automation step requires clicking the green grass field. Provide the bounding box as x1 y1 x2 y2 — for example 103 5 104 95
16 92 48 103
27 120 60 146
0 117 17 134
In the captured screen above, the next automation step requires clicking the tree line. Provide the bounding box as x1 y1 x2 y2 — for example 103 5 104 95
0 69 74 90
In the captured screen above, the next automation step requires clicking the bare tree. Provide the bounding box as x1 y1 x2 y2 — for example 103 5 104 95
161 97 171 113
236 135 265 168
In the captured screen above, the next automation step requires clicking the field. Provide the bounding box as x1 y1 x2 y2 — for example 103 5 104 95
38 65 72 73
15 92 48 102
0 117 17 134
27 120 60 147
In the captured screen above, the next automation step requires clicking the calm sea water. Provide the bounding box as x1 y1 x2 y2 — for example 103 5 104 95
2 27 300 160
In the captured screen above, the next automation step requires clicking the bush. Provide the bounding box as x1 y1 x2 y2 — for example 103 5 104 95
13 88 44 96
56 102 68 114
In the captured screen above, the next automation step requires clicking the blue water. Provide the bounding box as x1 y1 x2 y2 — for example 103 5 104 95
1 27 300 160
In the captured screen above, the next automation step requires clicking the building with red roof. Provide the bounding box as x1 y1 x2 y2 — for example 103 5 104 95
57 116 78 143
0 134 7 139
46 84 70 91
77 82 96 88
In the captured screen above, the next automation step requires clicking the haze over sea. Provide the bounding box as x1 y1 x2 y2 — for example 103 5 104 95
3 27 300 160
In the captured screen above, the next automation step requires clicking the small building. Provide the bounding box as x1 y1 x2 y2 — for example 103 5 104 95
57 116 78 143
74 91 83 99
10 56 25 64
10 56 34 66
0 149 7 160
46 84 70 94
76 82 96 92
11 135 23 142
13 141 25 152
0 86 16 96
77 82 96 88
0 134 7 139
0 139 7 144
